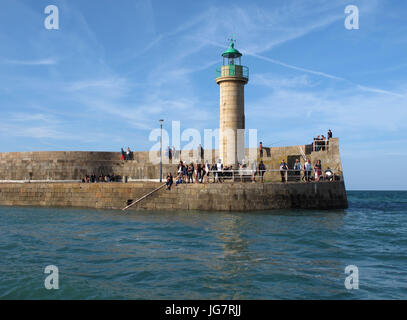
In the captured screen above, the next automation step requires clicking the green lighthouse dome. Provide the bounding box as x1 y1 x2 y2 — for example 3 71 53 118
222 41 242 59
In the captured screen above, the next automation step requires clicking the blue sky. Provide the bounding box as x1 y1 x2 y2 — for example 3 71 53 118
0 0 406 190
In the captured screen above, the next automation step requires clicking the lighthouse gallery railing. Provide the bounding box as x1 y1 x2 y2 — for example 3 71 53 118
216 65 249 79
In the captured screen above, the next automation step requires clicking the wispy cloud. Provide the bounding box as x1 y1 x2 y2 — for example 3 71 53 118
2 58 57 65
248 52 345 81
246 83 407 146
355 85 405 97
251 74 315 89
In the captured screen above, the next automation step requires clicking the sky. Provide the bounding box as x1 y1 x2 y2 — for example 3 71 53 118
0 0 406 190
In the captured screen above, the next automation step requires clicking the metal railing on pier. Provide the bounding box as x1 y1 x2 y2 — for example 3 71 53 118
312 139 330 152
171 168 343 184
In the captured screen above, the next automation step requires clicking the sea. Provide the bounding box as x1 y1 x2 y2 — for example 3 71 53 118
0 191 406 300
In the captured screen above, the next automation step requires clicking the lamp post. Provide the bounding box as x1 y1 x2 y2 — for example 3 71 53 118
159 119 164 182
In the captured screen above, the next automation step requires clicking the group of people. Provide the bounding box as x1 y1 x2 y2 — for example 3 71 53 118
166 144 204 161
165 159 268 190
313 129 333 152
120 147 133 160
279 159 335 182
82 174 118 183
236 160 267 183
166 160 221 189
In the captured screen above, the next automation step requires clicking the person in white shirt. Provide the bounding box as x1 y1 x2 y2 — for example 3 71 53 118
303 159 312 182
216 159 223 183
251 161 257 183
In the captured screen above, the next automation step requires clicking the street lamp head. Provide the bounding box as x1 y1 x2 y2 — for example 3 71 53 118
159 119 164 123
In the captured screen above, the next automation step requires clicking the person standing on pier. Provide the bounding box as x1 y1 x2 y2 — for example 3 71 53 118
328 129 332 139
204 160 210 184
280 159 288 182
251 160 257 183
187 163 194 183
304 159 312 182
168 146 172 161
314 160 322 182
258 161 266 182
293 159 302 180
216 159 223 183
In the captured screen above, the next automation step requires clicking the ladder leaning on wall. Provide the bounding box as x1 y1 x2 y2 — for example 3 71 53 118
298 146 307 162
122 183 166 212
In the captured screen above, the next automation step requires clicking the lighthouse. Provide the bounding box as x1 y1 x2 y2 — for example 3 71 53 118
216 40 249 166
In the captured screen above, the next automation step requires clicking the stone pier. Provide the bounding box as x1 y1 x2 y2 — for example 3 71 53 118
0 180 348 211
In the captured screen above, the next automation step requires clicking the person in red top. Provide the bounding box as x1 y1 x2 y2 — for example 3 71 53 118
259 142 263 158
314 160 322 182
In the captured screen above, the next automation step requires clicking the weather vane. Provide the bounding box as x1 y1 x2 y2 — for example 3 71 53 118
228 36 236 44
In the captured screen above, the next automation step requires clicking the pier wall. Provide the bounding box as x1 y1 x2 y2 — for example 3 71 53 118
0 180 348 211
0 139 343 182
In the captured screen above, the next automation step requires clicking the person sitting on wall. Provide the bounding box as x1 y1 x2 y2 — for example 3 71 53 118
314 160 322 182
280 159 289 183
126 147 131 160
120 148 125 160
324 167 334 181
258 161 266 182
304 159 312 182
166 173 173 190
259 141 263 158
175 173 184 186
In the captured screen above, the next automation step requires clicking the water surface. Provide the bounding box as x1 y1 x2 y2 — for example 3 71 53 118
0 191 406 299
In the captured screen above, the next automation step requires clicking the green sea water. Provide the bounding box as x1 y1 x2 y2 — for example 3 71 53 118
0 191 406 299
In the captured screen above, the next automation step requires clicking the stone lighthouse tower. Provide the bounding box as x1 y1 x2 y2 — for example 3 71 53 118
216 40 249 166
